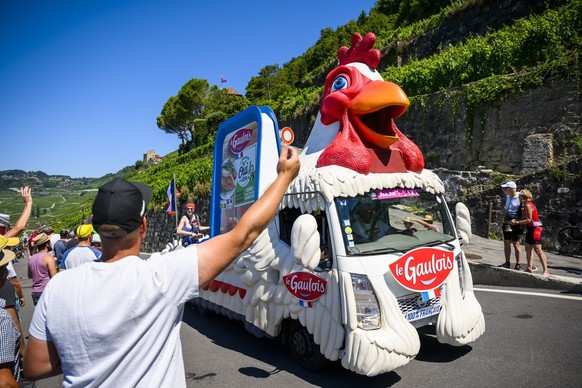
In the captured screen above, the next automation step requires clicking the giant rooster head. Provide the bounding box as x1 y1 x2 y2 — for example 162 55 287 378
314 32 424 174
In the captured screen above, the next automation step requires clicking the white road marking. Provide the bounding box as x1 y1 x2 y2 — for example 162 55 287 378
474 287 582 301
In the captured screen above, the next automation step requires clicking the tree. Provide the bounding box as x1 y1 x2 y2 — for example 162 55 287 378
205 86 251 118
281 57 308 88
205 111 228 142
246 64 287 102
157 78 211 146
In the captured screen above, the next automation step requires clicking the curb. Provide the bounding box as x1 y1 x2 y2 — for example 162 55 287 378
468 262 582 292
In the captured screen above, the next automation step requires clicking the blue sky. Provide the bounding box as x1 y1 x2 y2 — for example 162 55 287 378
1 0 377 178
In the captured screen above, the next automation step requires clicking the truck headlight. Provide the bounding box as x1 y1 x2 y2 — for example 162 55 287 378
351 274 381 330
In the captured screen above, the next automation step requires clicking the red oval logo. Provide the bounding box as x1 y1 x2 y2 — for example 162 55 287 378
229 128 253 153
389 248 454 292
283 272 327 302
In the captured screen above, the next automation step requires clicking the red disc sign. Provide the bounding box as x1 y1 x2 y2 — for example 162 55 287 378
283 272 327 302
389 247 455 292
281 127 294 145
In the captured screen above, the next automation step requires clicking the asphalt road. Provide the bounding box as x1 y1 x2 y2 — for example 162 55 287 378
18 281 582 388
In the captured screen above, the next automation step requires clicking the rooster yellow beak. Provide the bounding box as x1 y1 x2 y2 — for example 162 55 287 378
348 81 410 149
349 80 410 114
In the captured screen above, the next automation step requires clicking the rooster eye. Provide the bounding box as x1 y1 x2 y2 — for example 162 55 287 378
331 76 348 92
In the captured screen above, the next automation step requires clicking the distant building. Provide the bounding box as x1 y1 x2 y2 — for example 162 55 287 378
225 86 242 96
143 150 162 165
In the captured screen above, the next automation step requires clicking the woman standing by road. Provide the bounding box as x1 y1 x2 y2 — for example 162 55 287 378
27 233 57 305
177 203 209 247
511 189 550 277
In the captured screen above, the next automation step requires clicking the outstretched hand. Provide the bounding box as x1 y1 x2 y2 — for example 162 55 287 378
20 186 32 205
277 146 300 182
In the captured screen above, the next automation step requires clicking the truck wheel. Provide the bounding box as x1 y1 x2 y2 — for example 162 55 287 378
288 320 330 371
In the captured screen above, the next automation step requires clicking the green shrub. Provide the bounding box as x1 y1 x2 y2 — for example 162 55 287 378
549 165 568 181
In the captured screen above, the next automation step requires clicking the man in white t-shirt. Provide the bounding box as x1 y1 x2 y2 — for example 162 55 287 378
24 146 300 387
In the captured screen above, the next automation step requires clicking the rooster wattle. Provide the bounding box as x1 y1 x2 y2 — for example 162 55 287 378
315 32 424 174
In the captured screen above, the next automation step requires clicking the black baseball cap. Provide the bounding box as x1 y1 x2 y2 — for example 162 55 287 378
92 178 152 237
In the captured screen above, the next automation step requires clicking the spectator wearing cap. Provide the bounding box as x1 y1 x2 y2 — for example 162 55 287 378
177 202 209 247
59 224 101 271
500 181 522 270
402 217 418 236
52 229 69 267
1 234 23 385
27 233 57 305
24 147 300 385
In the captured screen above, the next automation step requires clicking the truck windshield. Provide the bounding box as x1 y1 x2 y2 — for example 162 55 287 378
335 188 456 255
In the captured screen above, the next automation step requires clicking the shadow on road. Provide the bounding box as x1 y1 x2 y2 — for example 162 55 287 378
181 303 403 387
549 265 582 276
414 327 472 363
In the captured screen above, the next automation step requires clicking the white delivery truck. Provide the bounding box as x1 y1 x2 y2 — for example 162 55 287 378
191 104 485 376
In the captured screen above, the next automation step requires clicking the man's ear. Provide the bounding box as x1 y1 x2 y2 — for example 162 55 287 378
140 217 147 235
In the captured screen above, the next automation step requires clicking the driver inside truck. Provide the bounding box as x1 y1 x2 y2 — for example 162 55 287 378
351 201 390 243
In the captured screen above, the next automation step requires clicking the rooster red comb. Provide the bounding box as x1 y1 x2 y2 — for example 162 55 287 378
338 32 380 69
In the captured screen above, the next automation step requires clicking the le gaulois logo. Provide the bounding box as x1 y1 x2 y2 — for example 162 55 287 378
229 128 253 154
389 248 454 292
283 272 327 302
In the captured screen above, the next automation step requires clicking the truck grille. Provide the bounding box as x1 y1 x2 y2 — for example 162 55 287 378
397 294 441 315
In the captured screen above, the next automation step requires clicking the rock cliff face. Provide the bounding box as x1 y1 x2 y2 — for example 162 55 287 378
400 74 580 174
439 158 582 250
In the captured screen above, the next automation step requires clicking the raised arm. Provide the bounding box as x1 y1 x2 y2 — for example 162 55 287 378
413 218 430 229
196 146 300 287
5 187 32 238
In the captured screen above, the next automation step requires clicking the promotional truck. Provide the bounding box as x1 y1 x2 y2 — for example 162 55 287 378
191 32 484 376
